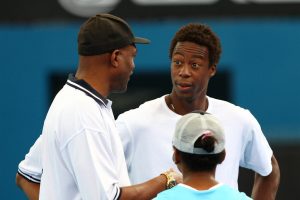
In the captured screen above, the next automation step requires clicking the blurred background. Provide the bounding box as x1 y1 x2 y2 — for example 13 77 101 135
1 0 300 199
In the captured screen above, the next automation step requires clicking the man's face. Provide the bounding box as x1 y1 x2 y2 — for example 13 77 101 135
111 45 137 93
171 41 216 101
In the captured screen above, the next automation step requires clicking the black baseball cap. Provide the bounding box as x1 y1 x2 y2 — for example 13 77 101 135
78 13 150 56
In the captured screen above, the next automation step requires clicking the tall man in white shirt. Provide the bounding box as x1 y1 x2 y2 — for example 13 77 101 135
116 23 280 200
16 13 180 200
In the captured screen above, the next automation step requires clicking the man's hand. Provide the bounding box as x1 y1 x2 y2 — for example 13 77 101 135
166 168 183 185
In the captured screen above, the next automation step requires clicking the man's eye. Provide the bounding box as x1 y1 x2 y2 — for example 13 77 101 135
174 60 182 65
191 63 200 68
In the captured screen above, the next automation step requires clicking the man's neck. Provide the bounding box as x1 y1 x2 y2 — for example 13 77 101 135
182 171 218 191
76 55 111 98
75 71 110 98
166 93 208 115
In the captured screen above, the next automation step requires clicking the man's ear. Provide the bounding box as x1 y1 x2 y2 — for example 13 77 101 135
218 150 226 164
210 64 217 77
172 148 180 164
110 49 120 67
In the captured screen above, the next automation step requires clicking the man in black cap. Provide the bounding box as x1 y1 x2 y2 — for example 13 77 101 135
16 14 180 200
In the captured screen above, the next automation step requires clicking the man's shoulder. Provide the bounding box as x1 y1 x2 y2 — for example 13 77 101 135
217 184 252 199
155 185 186 199
56 84 103 111
209 97 249 114
208 96 254 123
208 96 239 109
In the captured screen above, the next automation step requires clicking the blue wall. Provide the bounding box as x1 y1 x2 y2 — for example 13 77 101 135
1 18 300 199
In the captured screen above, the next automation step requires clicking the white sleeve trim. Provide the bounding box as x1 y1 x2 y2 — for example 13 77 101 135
18 168 41 183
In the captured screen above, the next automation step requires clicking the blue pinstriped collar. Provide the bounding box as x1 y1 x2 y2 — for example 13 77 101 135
66 74 108 106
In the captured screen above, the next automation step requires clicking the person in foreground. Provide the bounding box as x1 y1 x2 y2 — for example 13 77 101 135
16 13 181 200
154 111 252 200
116 23 280 200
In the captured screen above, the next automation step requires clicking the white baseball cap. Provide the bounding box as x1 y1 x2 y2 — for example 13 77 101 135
172 111 225 155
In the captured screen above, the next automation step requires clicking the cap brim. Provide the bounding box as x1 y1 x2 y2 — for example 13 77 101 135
133 37 150 44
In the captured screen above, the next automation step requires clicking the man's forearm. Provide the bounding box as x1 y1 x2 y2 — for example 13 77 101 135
251 155 280 200
16 173 40 200
120 174 167 200
120 169 183 200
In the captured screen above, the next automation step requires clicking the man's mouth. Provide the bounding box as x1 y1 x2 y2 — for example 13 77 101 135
176 82 192 91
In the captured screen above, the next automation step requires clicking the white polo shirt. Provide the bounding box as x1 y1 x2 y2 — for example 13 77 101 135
116 95 273 189
18 134 43 183
39 75 130 200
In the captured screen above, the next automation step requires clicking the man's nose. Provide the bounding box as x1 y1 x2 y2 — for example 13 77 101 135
179 64 191 77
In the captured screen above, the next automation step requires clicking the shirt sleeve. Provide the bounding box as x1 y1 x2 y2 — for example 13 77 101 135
240 110 273 176
116 113 134 172
18 135 43 183
62 129 122 200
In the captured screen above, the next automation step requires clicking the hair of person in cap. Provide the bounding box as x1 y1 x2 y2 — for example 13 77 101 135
172 110 226 172
169 23 221 67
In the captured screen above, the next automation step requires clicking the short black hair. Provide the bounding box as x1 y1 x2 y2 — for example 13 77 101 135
169 23 222 67
177 133 225 171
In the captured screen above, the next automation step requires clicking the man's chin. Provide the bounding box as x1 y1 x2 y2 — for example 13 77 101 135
176 90 192 97
174 91 194 101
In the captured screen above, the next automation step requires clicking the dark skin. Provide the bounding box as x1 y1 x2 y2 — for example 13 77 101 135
16 45 182 200
16 174 39 200
76 45 137 97
16 172 176 200
167 41 215 115
167 41 280 200
173 148 224 191
252 155 280 200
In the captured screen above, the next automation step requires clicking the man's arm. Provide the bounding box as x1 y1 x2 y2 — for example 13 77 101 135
15 169 179 200
120 174 166 200
251 154 280 200
16 173 40 200
120 170 181 200
16 135 43 199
